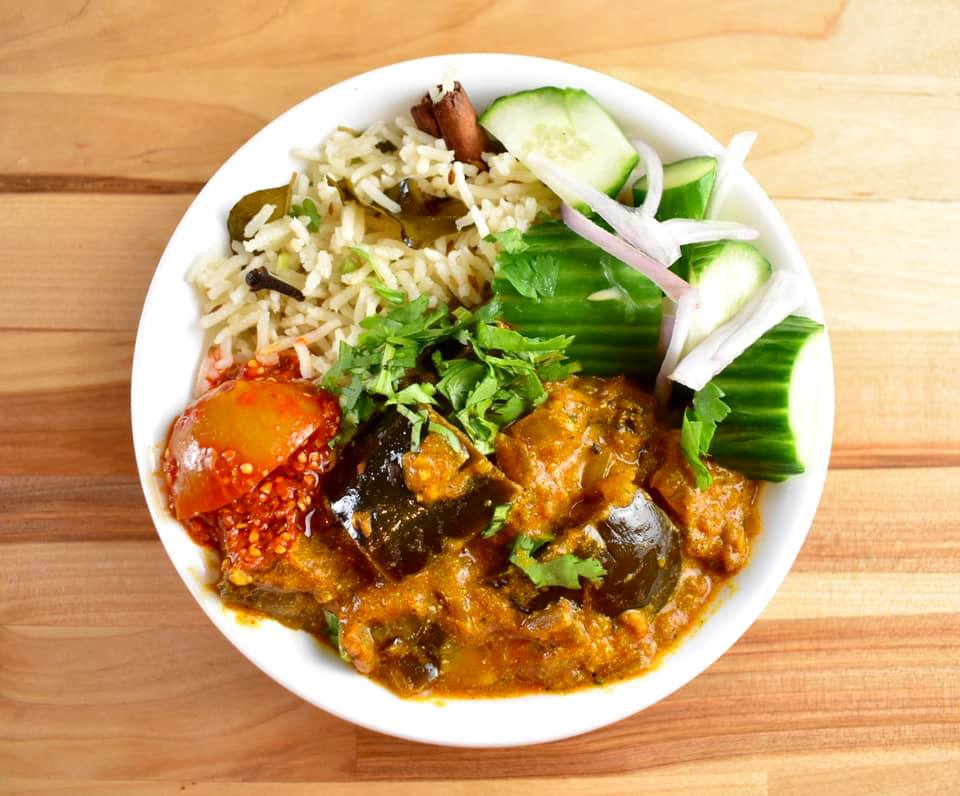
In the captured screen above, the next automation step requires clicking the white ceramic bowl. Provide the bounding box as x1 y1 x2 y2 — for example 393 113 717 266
132 53 834 747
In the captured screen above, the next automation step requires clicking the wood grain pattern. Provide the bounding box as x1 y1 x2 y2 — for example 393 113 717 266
1 0 958 793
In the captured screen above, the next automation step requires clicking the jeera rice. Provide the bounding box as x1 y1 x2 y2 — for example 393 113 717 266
187 114 558 393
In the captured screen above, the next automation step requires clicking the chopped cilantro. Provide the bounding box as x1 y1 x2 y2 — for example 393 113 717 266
395 404 429 450
342 246 372 274
510 534 606 590
323 609 350 662
369 278 406 305
692 381 731 451
680 383 732 490
484 228 528 254
427 421 464 455
475 323 573 353
321 294 575 452
389 382 437 406
434 358 487 410
481 502 513 538
496 252 559 301
680 409 712 490
290 197 321 232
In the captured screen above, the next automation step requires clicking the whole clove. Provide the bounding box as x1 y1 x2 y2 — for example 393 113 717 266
245 266 305 301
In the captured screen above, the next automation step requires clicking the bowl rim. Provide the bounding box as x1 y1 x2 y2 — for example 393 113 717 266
131 52 834 747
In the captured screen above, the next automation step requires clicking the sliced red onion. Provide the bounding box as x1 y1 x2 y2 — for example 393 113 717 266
630 139 664 217
530 154 680 265
662 218 759 245
655 289 698 404
657 299 675 358
561 203 691 302
669 269 807 391
705 131 757 220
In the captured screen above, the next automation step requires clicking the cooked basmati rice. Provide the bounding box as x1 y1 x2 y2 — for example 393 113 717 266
188 114 558 391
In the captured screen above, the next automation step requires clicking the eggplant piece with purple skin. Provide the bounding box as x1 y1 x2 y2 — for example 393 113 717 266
589 489 681 616
497 488 681 616
324 408 520 580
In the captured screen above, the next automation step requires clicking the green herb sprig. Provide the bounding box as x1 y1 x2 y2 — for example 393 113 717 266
481 502 513 538
679 382 732 490
509 534 606 590
323 609 351 662
290 197 321 232
321 296 576 451
486 229 558 300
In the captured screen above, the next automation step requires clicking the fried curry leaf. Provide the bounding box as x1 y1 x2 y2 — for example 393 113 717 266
510 534 606 589
228 183 292 241
680 383 731 490
481 502 513 538
331 177 468 249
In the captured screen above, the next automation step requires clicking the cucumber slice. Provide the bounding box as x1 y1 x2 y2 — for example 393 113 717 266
479 87 638 210
633 156 717 221
493 222 662 378
672 241 772 355
707 315 827 481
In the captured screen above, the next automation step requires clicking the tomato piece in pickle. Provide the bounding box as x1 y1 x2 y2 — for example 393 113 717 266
163 379 339 519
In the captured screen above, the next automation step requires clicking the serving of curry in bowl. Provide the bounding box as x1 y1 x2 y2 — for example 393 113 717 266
133 54 832 745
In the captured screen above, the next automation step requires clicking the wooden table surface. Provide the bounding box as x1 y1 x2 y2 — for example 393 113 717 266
2 1 959 793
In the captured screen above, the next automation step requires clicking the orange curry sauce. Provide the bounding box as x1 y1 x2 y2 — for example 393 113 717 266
162 352 761 698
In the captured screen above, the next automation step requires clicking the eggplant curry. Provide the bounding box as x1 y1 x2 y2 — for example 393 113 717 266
162 345 760 698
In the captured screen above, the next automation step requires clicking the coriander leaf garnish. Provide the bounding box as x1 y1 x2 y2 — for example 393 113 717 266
509 534 606 589
323 609 351 662
475 323 573 353
680 383 732 490
290 197 321 232
680 409 711 490
434 358 486 410
395 404 429 450
342 245 372 274
692 381 731 451
369 278 407 305
481 502 513 538
484 228 528 254
427 421 464 455
389 382 437 406
496 252 559 300
321 295 575 452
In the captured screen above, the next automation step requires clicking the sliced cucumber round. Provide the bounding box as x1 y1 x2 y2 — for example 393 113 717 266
707 315 827 481
633 156 717 221
672 241 772 355
479 87 638 211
